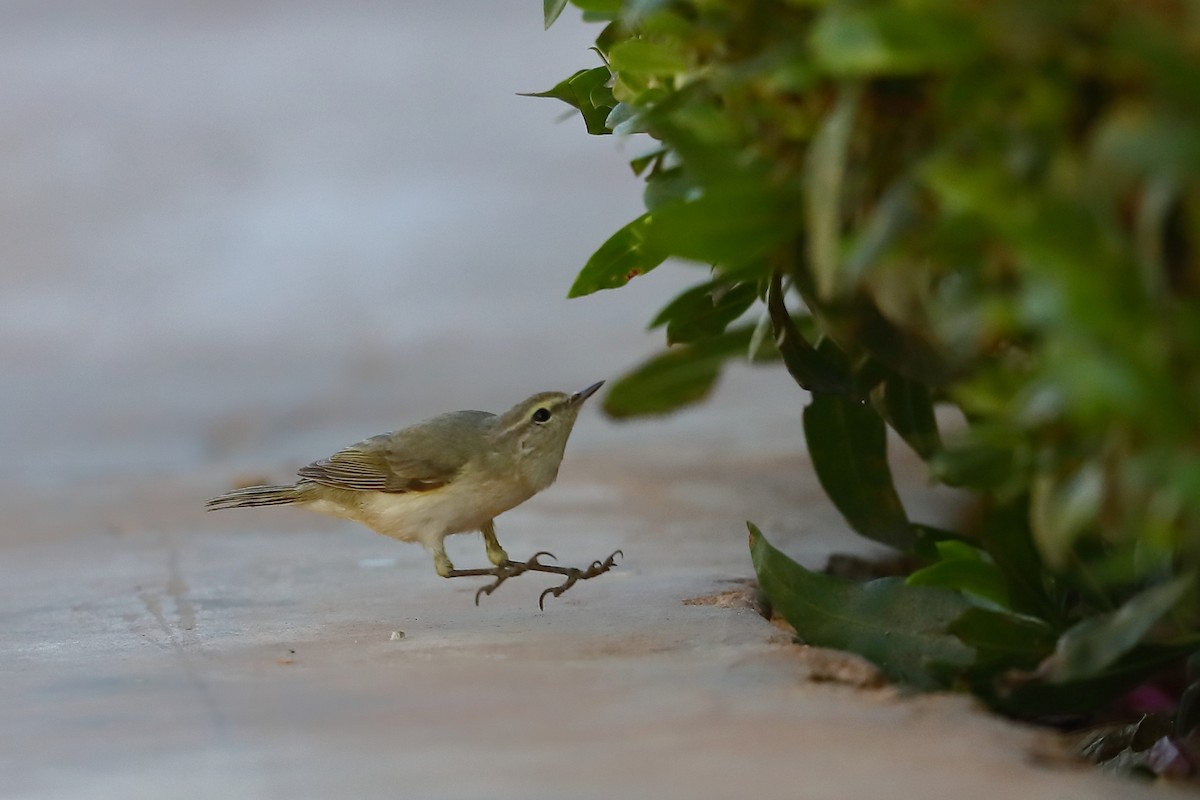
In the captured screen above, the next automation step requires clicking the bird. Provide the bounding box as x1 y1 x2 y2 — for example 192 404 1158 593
205 381 620 606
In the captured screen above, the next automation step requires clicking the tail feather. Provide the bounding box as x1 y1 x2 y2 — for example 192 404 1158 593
206 484 303 511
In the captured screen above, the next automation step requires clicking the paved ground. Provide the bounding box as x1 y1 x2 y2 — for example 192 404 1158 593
1 3 1186 798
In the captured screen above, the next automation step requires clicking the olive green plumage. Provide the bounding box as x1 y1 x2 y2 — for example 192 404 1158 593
206 382 603 579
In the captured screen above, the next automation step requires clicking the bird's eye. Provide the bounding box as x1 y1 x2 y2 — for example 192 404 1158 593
532 407 552 423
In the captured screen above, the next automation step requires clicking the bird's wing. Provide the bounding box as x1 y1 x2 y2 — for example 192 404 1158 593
296 411 492 493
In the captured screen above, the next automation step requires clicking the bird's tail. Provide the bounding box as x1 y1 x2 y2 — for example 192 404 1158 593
205 483 305 511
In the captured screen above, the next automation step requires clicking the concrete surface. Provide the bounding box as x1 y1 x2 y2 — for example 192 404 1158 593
1 3 1185 799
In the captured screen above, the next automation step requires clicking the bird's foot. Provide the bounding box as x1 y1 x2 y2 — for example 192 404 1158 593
445 550 623 608
518 550 623 610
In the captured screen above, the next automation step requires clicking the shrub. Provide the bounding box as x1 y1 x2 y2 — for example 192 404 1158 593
541 0 1200 762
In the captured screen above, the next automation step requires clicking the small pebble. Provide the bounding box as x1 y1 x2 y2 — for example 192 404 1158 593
389 631 406 641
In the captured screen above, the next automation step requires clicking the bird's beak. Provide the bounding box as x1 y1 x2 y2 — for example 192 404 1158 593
570 380 605 405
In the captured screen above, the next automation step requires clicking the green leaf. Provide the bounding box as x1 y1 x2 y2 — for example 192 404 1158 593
805 82 860 301
810 5 979 77
1043 575 1194 683
750 523 973 690
571 0 620 23
522 66 614 135
907 558 1011 610
803 392 915 550
646 180 795 267
877 373 942 459
568 214 667 298
1093 105 1200 179
609 39 688 76
650 281 759 345
544 0 569 30
646 94 743 177
629 148 665 177
1030 465 1104 570
950 608 1057 671
842 179 918 286
606 102 649 136
817 293 954 387
996 641 1200 717
604 325 764 418
643 167 695 211
972 498 1062 623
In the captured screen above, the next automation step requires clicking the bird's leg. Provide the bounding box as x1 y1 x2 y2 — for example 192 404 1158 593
432 543 455 578
438 537 623 608
434 531 529 605
480 519 508 567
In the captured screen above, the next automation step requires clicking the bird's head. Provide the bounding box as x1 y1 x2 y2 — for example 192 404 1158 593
492 381 604 488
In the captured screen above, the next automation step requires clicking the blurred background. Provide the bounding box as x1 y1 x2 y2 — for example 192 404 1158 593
2 6 1071 798
1 0 800 494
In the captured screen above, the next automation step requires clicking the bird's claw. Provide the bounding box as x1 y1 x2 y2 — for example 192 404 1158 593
471 560 528 606
526 551 558 568
539 577 578 610
536 549 623 610
586 550 622 575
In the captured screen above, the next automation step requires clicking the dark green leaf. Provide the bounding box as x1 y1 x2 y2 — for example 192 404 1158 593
650 281 759 345
568 213 667 298
878 373 942 459
544 0 568 30
803 392 915 550
792 277 954 387
972 498 1062 624
996 641 1200 717
1043 575 1193 683
767 272 857 395
1177 658 1200 735
750 523 973 690
604 325 763 418
930 441 1016 490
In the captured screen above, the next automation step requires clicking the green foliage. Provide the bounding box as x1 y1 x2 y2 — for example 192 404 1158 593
543 0 1200 725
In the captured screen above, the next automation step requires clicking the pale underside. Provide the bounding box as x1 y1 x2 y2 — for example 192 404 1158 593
302 473 538 553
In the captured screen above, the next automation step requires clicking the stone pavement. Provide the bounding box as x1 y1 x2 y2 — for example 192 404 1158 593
1 3 1185 798
4 432 1179 800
